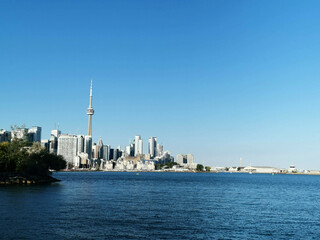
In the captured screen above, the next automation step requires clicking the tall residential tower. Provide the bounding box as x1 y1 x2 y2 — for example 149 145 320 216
134 135 143 156
87 80 94 136
148 137 157 158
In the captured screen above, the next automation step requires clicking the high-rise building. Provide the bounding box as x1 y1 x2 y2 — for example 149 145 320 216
97 138 103 159
134 135 143 156
86 80 94 137
77 135 85 153
49 135 58 154
49 129 60 154
138 139 143 155
156 143 163 157
102 145 110 161
187 154 194 163
148 137 157 158
11 127 28 141
51 129 61 138
113 148 118 161
125 146 131 156
177 154 187 165
109 148 114 160
0 129 11 143
27 126 41 143
92 143 98 159
130 143 134 156
41 139 50 151
84 135 92 160
57 134 78 166
176 154 196 169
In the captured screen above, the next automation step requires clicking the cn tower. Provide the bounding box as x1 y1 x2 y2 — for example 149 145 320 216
86 80 94 136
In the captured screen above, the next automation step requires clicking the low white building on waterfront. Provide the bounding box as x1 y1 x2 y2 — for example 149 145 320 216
244 166 280 173
211 167 227 172
228 167 239 172
103 158 155 171
288 165 297 173
104 161 114 171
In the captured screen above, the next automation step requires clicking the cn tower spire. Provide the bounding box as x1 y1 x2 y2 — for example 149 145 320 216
89 79 93 107
87 79 94 136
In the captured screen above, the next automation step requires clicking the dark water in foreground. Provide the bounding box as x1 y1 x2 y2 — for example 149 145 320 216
1 172 320 239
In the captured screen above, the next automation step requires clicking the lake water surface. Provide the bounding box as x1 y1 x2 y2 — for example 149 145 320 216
1 172 320 239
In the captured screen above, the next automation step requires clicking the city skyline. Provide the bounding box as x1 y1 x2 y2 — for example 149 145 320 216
2 1 320 169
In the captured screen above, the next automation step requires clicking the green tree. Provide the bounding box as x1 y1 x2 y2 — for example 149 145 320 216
30 142 42 153
196 164 204 172
155 163 164 170
166 161 178 168
15 148 66 176
0 142 14 172
205 166 211 172
10 124 30 146
0 134 66 176
47 154 66 171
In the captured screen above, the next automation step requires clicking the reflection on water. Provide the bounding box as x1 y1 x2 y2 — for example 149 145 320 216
1 172 320 239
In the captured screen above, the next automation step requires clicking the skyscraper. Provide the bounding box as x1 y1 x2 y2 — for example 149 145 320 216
113 148 119 161
84 135 92 160
125 145 131 156
77 135 85 154
87 80 94 136
57 134 78 166
11 127 28 141
97 137 103 159
148 137 157 158
41 139 50 151
51 129 61 138
138 139 143 155
156 143 163 157
103 145 110 161
92 143 98 159
49 135 58 154
134 135 143 156
0 129 11 143
27 126 41 142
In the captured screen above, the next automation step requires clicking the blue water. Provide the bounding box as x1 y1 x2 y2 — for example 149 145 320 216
1 172 320 239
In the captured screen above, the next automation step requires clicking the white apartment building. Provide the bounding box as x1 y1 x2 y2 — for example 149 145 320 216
57 134 78 166
176 154 197 169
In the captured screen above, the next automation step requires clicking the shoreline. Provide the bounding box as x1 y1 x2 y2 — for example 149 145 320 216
0 174 61 185
56 169 320 176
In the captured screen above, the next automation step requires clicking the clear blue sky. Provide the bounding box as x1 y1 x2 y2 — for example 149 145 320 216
1 0 320 169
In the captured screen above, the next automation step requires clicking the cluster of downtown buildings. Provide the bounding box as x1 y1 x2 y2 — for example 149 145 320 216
0 127 196 171
0 81 197 171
